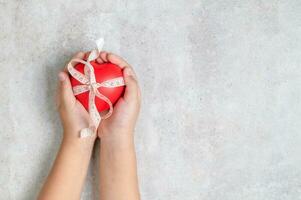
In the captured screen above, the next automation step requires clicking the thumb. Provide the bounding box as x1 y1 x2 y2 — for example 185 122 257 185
123 67 139 102
58 71 76 109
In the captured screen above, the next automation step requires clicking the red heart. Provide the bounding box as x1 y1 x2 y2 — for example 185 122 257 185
70 62 125 112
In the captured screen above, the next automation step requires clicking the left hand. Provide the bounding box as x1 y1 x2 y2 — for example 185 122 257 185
57 52 96 143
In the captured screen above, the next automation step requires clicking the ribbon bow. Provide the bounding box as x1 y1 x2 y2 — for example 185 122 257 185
67 39 125 138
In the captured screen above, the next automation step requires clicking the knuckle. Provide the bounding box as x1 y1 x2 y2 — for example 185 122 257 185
76 51 84 57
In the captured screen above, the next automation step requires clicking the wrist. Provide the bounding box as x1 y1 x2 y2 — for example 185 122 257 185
100 130 135 152
62 131 96 151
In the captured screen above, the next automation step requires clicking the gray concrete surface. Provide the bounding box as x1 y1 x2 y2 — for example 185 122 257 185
1 0 301 199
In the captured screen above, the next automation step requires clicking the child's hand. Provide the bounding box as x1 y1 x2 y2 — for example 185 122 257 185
96 52 141 140
57 52 96 143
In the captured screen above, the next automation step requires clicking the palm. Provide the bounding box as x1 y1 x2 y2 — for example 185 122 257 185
74 101 91 123
61 100 92 135
98 97 136 137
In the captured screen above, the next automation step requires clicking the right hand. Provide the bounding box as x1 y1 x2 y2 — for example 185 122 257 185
95 52 141 140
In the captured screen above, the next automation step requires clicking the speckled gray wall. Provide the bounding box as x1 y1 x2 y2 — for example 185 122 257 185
1 0 301 199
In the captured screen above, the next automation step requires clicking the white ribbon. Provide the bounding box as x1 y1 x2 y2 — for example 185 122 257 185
67 38 125 138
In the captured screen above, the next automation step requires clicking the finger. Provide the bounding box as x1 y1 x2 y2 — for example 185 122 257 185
100 51 108 62
107 53 138 80
58 71 76 109
123 67 139 102
96 57 104 64
107 53 130 69
96 52 105 64
74 51 86 59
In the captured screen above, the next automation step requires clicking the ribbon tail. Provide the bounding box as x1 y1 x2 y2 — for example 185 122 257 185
88 75 101 127
75 38 107 138
80 90 101 138
80 127 96 138
95 90 114 119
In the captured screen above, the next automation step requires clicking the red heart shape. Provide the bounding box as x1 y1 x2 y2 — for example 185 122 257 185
70 62 125 112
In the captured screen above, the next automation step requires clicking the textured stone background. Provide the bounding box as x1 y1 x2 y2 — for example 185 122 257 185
1 0 301 199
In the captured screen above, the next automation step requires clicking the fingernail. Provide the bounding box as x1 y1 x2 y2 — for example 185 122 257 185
124 67 133 77
58 72 66 82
